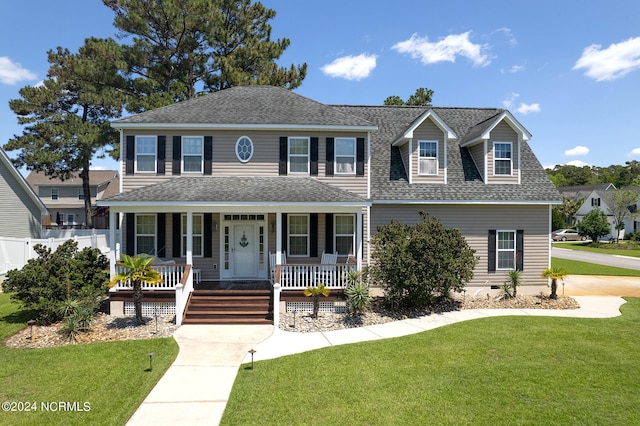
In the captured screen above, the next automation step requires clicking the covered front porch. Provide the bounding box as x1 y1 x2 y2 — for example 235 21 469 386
100 176 370 325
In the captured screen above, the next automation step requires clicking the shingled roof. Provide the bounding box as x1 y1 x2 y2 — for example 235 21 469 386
113 86 376 129
334 105 561 203
104 176 369 206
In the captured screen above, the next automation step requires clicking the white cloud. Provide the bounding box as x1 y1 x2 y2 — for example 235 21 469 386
564 146 590 157
627 148 640 157
516 103 540 114
320 54 377 80
493 27 517 46
509 64 525 73
501 92 519 109
392 32 490 67
573 36 640 81
566 160 590 167
0 56 37 85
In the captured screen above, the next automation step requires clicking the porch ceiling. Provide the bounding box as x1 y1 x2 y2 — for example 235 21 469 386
99 176 369 207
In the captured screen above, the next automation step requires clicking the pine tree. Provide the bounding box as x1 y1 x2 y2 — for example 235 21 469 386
6 37 126 228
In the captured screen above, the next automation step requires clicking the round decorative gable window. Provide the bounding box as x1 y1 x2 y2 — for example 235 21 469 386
235 136 254 163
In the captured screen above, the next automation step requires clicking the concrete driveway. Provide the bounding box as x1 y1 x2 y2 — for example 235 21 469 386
562 275 640 297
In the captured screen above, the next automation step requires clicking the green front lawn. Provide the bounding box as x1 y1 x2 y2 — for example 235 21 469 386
222 298 640 425
551 257 640 277
553 241 640 258
0 294 179 426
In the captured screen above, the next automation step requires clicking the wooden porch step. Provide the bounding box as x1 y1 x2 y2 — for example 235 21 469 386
183 290 273 325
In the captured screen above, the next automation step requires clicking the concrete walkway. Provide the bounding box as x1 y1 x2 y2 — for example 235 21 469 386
127 293 630 425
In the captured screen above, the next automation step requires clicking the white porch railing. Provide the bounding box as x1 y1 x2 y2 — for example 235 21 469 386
111 264 188 290
276 263 356 289
175 265 193 326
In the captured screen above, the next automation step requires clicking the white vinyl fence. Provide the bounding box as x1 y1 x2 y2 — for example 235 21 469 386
0 234 110 276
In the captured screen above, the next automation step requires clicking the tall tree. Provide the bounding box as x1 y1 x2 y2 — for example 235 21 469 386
605 188 640 242
5 38 126 228
384 87 434 106
104 0 307 113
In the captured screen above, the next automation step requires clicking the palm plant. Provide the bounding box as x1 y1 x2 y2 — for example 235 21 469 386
542 266 569 300
507 269 523 298
304 283 330 319
108 254 163 324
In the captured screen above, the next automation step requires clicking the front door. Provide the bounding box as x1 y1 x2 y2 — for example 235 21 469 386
233 224 257 277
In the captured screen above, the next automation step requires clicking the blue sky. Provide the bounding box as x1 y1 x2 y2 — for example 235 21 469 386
2 0 640 173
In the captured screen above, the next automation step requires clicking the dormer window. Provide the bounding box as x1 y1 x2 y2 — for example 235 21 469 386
418 140 438 176
494 142 512 176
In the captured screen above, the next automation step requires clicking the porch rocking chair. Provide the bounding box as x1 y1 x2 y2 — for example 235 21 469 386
315 251 338 285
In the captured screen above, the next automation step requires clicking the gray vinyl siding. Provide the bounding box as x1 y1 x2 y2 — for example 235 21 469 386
370 204 550 287
412 120 446 183
488 122 519 184
0 165 42 238
468 143 485 181
122 129 368 196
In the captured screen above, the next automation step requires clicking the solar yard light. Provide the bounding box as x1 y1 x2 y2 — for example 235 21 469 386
27 319 36 340
248 349 256 370
148 352 155 371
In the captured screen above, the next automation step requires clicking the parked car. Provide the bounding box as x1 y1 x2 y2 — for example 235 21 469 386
552 229 587 241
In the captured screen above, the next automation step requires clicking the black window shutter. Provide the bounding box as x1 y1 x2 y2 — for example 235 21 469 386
204 136 213 175
326 138 334 176
172 213 181 257
279 137 287 175
157 213 166 257
516 229 524 271
172 136 181 175
488 229 496 272
325 213 334 254
281 214 288 253
310 213 318 258
157 136 166 175
126 136 135 175
204 213 213 257
126 213 135 255
356 137 365 176
310 137 318 176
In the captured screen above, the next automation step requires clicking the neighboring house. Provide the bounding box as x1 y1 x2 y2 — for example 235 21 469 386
99 86 561 323
558 183 615 201
575 187 640 238
26 170 120 229
0 147 48 239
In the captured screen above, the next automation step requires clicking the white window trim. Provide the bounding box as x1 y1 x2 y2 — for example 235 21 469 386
182 136 204 174
418 140 439 176
334 137 356 176
135 214 156 255
493 142 513 176
51 187 59 200
288 137 310 175
77 188 85 200
135 135 157 173
496 230 516 271
235 136 254 163
181 213 204 257
288 214 309 257
334 214 355 256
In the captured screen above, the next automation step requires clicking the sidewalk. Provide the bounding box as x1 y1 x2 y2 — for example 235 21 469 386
126 294 627 426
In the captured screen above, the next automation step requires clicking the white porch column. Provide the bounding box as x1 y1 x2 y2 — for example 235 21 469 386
109 210 116 278
356 211 363 270
276 212 283 264
186 211 193 266
272 283 281 329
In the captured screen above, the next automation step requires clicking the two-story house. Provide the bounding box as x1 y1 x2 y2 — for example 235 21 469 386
575 187 640 239
100 86 561 324
26 170 120 229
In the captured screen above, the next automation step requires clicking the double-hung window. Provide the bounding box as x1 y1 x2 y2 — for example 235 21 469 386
288 214 309 256
136 214 156 255
494 142 512 175
182 136 203 173
181 214 203 257
497 230 515 270
288 137 309 174
335 138 356 175
51 188 59 200
77 188 84 200
418 140 438 176
135 136 157 172
335 214 355 255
